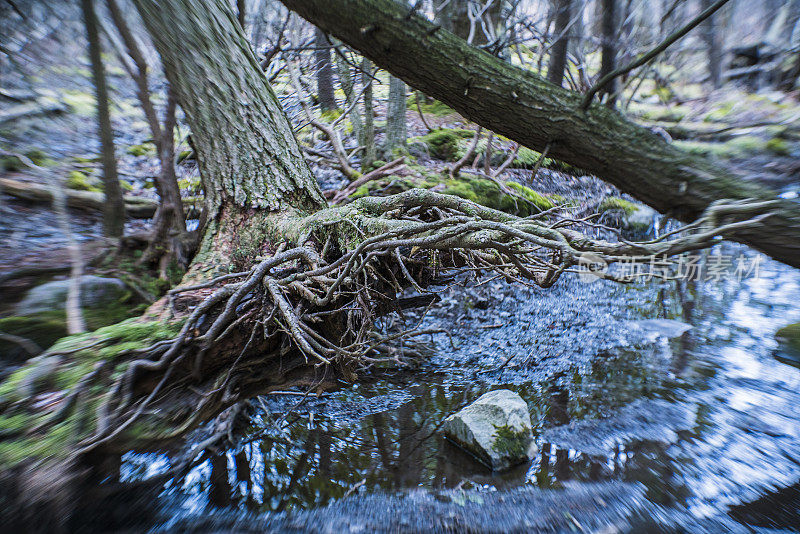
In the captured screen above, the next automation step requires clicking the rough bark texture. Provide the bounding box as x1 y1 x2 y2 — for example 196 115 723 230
547 0 571 87
314 27 337 111
281 0 800 269
135 0 325 218
81 0 125 237
384 75 407 153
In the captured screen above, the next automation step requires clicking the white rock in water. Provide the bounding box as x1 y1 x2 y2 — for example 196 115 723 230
443 389 536 471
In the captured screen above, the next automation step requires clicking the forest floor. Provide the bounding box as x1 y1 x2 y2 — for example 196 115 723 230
3 42 800 531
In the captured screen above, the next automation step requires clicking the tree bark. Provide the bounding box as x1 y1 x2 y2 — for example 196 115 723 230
599 0 619 106
281 0 800 269
315 26 337 111
360 57 376 169
701 0 723 89
81 0 125 238
137 0 325 220
384 74 407 154
547 0 572 87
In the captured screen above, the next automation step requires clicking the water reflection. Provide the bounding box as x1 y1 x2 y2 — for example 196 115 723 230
123 247 800 528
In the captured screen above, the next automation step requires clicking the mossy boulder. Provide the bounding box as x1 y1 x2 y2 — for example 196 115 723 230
65 170 101 192
0 280 143 362
442 389 536 471
406 95 456 116
126 142 156 157
598 196 637 216
1 149 56 171
15 276 129 316
0 318 184 466
409 129 475 160
776 323 800 353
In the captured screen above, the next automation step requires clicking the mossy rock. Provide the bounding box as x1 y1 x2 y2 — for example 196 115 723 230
598 196 637 216
0 317 184 466
406 95 456 117
766 137 790 156
65 170 101 192
319 108 343 122
126 142 156 157
409 129 475 161
776 323 800 352
0 301 144 362
1 149 56 171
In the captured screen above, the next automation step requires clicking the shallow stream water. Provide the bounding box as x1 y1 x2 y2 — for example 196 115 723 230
112 243 800 532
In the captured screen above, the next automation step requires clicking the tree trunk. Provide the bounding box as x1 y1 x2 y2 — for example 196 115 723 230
701 0 723 89
547 0 572 87
281 0 800 269
335 45 364 142
315 26 337 111
384 74 407 154
81 0 125 238
599 0 619 106
360 57 376 169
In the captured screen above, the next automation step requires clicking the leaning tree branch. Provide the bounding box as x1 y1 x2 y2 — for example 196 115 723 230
281 0 800 269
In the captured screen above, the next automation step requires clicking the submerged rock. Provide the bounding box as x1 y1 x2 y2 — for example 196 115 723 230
442 389 536 471
15 275 128 315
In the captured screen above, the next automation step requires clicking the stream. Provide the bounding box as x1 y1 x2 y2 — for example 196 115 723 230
106 243 800 532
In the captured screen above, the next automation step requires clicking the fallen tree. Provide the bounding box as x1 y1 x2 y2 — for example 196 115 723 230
0 0 783 529
0 176 199 219
281 0 800 269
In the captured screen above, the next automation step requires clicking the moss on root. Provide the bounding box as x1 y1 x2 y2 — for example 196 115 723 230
0 318 185 467
349 171 555 216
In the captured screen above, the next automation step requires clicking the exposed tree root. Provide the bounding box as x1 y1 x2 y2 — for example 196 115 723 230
0 190 778 480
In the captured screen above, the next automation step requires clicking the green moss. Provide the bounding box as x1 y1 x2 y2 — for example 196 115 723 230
126 143 156 157
347 171 554 216
406 95 456 116
176 149 195 163
674 140 742 159
766 137 790 156
371 160 387 170
0 314 68 356
491 424 529 458
776 323 800 352
319 108 342 122
62 90 96 116
409 129 475 160
598 196 638 216
65 170 100 192
442 175 553 216
703 102 736 122
1 149 56 171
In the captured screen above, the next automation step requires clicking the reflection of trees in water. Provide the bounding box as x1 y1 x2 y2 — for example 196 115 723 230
184 265 751 513
188 382 483 512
